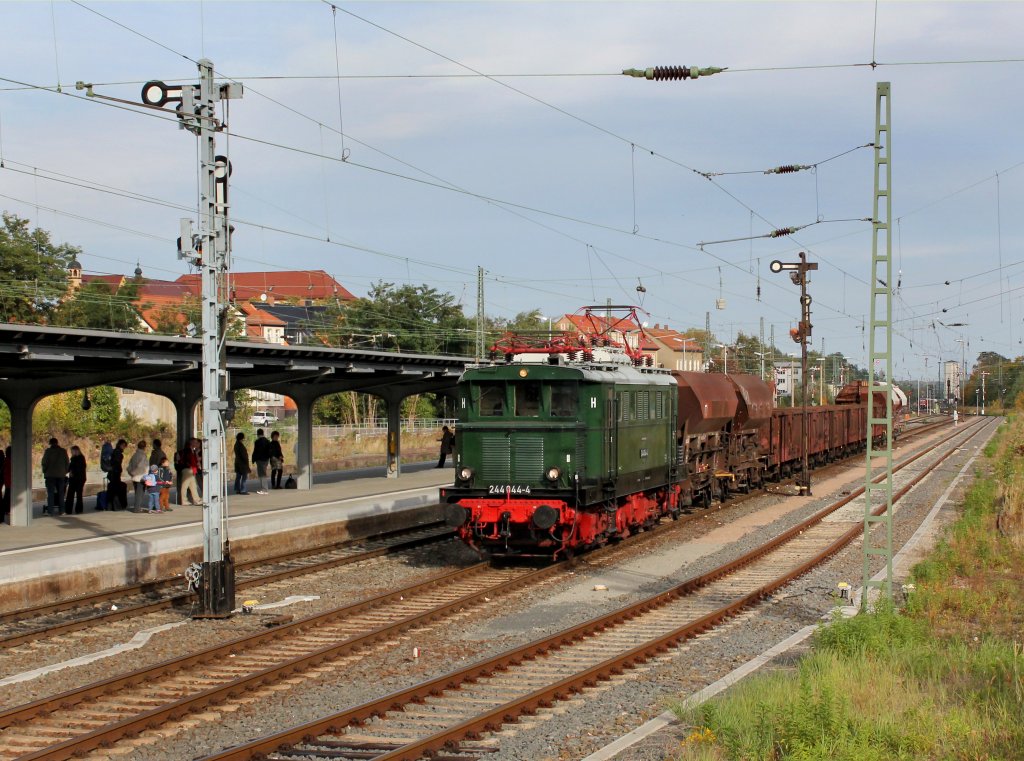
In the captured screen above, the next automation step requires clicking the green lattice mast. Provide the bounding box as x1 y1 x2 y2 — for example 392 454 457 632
862 82 894 607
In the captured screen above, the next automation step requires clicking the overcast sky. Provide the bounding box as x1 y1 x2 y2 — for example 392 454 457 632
2 1 1022 381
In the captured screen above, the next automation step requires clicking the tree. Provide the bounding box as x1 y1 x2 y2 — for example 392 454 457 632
488 309 547 334
51 279 144 331
152 293 202 335
0 212 81 323
965 351 1015 411
340 282 472 355
314 391 380 426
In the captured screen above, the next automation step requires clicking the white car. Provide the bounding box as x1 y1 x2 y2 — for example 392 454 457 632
249 411 278 426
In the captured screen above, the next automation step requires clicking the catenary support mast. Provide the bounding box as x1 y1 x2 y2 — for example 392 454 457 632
862 82 895 607
142 60 242 617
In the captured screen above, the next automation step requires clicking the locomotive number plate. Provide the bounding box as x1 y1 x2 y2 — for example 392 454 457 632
488 485 532 495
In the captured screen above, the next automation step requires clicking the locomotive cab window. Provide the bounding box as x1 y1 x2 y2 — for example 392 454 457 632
549 383 578 417
514 382 542 417
477 382 506 416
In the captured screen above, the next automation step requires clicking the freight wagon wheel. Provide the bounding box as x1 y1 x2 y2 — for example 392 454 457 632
701 490 712 509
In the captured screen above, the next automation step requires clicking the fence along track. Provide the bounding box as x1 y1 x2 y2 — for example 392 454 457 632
200 417 992 761
0 523 453 649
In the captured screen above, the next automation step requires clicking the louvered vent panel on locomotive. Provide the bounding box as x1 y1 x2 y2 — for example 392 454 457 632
512 436 545 481
480 436 511 481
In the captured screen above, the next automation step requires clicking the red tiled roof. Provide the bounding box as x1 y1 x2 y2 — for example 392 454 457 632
136 293 191 333
556 313 642 335
175 270 355 302
137 279 195 300
645 327 704 353
81 274 124 289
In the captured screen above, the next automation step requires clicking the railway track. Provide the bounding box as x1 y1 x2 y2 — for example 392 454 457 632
0 417 974 760
197 417 993 761
0 523 454 649
1 413 949 651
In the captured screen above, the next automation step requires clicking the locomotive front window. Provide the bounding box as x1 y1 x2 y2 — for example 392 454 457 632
514 382 542 417
478 382 506 416
549 384 578 417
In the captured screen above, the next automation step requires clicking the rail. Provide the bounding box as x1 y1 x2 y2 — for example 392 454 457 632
198 417 993 761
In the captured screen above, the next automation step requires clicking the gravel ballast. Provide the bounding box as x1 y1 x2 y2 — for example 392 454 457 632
5 420 992 761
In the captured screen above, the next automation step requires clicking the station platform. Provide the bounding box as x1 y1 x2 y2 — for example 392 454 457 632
0 462 454 611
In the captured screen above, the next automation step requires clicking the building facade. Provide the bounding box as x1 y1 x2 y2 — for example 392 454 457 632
773 360 804 401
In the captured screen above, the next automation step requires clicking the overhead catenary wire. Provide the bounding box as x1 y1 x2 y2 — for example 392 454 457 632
1 151 776 322
11 4 885 335
318 2 878 299
696 143 874 179
10 3 1015 366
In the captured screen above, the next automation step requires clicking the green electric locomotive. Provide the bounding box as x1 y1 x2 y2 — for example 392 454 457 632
442 320 680 558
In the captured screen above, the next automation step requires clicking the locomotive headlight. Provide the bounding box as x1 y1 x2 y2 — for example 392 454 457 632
545 466 561 482
457 466 474 482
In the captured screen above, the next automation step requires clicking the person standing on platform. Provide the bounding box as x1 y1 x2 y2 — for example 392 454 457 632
149 439 167 469
233 432 251 495
127 441 149 512
41 438 69 516
269 431 284 489
177 438 202 506
436 425 455 468
195 439 204 495
251 429 271 495
106 439 128 510
144 465 160 513
157 457 174 512
1 445 10 524
65 445 87 515
98 439 113 505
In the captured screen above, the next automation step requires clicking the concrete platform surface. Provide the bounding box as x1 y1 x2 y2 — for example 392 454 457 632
0 463 455 610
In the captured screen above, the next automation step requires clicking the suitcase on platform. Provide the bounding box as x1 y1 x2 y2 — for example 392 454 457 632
96 491 108 510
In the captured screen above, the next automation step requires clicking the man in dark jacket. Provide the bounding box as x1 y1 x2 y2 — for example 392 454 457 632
106 439 128 510
251 429 272 495
41 438 70 516
269 431 285 489
436 426 455 468
233 432 251 495
65 445 87 515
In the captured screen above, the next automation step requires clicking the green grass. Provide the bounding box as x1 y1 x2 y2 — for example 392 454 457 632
669 418 1024 761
